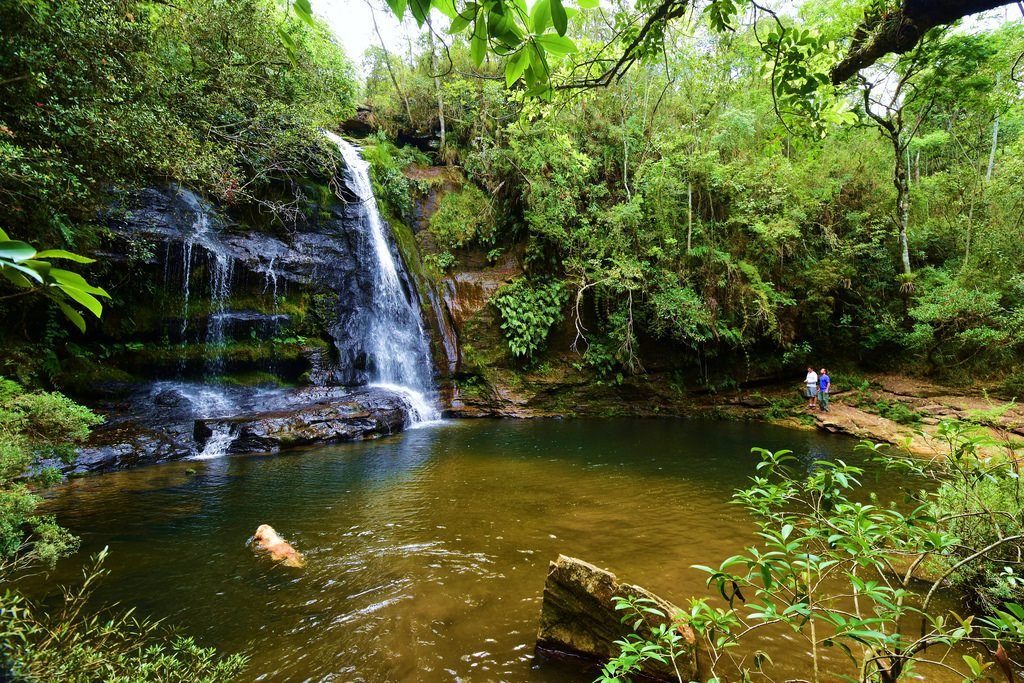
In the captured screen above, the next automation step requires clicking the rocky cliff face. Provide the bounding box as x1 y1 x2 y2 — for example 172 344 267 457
95 182 439 388
64 143 453 471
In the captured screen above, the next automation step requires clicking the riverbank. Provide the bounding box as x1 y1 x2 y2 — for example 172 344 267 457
65 369 1021 475
448 367 1023 458
781 373 1024 457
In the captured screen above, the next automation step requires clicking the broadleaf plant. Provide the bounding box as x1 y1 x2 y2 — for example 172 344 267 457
0 228 110 332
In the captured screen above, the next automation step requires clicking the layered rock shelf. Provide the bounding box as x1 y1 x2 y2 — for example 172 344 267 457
67 384 417 475
194 386 412 454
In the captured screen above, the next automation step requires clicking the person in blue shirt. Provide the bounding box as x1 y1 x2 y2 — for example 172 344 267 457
818 369 830 412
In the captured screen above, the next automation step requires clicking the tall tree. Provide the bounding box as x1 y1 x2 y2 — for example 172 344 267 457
860 46 937 278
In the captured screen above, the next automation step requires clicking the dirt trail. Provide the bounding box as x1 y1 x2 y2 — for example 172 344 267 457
807 374 1024 456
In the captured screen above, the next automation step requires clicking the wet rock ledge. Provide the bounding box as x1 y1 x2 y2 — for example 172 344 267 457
194 386 410 454
70 383 415 475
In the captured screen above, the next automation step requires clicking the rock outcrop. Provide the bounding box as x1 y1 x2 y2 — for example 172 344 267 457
536 555 699 682
100 183 433 387
194 386 411 453
63 383 415 474
811 374 1024 456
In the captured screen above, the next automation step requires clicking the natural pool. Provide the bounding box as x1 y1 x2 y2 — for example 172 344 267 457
27 419 956 681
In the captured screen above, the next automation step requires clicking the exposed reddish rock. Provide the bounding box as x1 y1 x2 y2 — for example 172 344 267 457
441 269 517 335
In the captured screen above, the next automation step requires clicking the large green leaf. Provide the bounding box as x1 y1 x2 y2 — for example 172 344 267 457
58 286 105 318
471 20 487 67
386 0 408 18
0 265 34 288
449 9 472 33
528 39 546 76
530 0 551 33
409 0 431 26
0 240 37 263
549 0 567 35
34 249 96 264
21 259 52 280
277 26 298 64
2 260 46 284
55 298 86 333
506 48 531 86
535 33 576 56
48 268 110 297
433 0 457 19
292 0 316 26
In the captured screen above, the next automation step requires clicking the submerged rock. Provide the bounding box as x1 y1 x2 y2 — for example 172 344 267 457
536 555 699 682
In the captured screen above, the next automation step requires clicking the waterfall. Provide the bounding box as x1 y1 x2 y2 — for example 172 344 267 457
205 250 234 374
173 189 238 375
326 132 440 423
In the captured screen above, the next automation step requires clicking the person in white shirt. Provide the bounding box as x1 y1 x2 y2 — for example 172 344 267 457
804 367 819 409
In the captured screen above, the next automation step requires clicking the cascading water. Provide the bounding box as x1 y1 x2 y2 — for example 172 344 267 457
205 250 234 375
326 132 440 423
177 195 209 358
90 147 444 468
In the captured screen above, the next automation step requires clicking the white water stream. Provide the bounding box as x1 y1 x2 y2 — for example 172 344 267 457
326 132 440 423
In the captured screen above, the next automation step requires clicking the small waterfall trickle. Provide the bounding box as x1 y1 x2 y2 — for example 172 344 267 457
261 255 279 305
205 250 234 374
326 132 440 423
196 423 236 459
178 196 211 348
171 189 239 376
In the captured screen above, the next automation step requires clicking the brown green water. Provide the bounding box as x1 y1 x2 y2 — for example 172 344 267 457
27 419 964 681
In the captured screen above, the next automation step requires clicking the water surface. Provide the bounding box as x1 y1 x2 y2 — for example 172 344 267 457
32 419 936 681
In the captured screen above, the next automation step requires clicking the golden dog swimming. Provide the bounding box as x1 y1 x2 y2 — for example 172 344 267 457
252 524 305 568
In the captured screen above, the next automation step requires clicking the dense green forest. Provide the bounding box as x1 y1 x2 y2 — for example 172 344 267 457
0 0 355 364
358 2 1024 390
2 0 1024 681
1 0 1022 389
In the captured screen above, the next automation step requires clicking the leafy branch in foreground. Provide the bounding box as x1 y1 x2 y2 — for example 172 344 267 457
1 548 248 683
0 229 110 332
599 419 1024 682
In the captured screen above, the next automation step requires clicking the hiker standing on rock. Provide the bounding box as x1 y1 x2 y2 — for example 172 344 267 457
819 368 830 412
804 367 818 409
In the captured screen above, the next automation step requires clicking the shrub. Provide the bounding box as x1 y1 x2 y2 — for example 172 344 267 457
870 398 923 425
930 422 1024 612
427 184 495 251
600 420 1024 683
491 278 568 359
1 549 248 682
0 377 100 572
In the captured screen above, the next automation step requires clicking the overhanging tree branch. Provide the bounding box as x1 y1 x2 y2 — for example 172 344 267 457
831 0 1016 84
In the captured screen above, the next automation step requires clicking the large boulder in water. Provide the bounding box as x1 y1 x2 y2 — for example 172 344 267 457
194 386 412 453
536 555 699 682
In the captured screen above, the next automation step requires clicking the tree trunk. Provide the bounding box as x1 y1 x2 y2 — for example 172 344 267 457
894 137 912 276
426 18 446 151
621 90 631 199
986 74 1000 181
687 179 693 253
369 3 414 129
